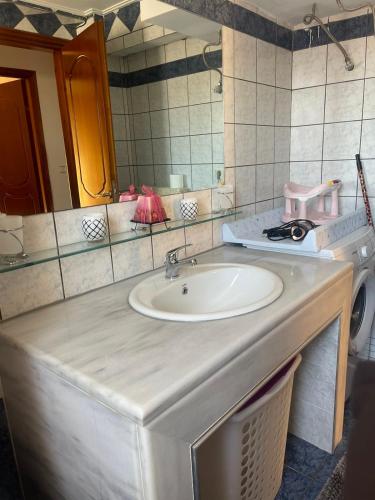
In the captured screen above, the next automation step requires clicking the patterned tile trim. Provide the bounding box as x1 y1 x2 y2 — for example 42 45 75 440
161 0 375 52
161 0 293 50
0 0 86 39
1 0 371 53
293 13 372 50
104 1 140 40
109 49 222 88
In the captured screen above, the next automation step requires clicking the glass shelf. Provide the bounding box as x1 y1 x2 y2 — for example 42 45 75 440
110 227 151 245
110 211 239 244
152 211 237 234
0 210 239 274
0 247 59 274
58 238 111 258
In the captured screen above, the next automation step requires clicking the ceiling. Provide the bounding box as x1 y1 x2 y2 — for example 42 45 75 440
28 0 370 24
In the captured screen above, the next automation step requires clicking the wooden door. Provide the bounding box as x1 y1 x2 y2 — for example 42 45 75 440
0 79 43 215
60 22 117 208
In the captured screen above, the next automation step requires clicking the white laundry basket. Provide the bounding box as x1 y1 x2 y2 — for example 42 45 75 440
197 355 302 500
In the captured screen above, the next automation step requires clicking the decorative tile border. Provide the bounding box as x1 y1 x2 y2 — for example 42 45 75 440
109 49 222 87
293 12 372 50
108 71 124 87
0 0 86 39
0 0 141 41
161 0 375 52
104 2 140 40
1 0 373 54
160 0 292 50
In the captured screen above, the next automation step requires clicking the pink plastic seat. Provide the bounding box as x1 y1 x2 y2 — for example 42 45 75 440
283 180 342 224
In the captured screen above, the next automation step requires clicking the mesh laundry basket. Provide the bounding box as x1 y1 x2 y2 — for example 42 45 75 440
198 355 302 500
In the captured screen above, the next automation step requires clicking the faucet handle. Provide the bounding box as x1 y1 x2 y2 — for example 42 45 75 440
165 244 192 264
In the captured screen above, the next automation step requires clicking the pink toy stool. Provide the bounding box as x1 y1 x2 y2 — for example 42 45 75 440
283 180 342 225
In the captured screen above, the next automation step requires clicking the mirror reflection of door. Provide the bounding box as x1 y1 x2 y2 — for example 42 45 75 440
59 22 117 208
0 70 52 215
0 20 117 214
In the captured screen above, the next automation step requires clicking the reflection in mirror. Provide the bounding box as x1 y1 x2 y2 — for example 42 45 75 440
0 22 116 215
0 4 224 216
0 47 71 214
107 25 224 194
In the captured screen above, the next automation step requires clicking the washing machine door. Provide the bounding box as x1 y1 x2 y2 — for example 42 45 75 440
349 269 375 355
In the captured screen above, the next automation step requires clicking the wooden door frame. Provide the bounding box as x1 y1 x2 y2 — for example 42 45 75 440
0 26 80 207
54 49 80 207
0 66 54 212
0 26 66 51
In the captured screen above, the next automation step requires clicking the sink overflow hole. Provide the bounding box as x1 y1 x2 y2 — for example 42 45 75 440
182 284 189 295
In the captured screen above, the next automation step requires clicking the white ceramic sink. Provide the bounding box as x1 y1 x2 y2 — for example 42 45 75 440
129 263 283 322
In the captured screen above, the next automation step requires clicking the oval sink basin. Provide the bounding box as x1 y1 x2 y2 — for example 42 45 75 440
129 263 283 322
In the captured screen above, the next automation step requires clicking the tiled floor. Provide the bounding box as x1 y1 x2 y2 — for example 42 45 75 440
276 404 352 499
0 399 351 500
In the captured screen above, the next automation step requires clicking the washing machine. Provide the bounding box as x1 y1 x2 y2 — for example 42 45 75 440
222 209 375 397
319 225 375 396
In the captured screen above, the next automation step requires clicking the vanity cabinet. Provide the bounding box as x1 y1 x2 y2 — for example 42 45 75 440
0 247 352 500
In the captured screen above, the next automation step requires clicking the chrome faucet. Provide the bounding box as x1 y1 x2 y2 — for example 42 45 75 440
165 244 197 280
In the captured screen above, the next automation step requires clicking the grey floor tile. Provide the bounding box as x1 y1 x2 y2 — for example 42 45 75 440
285 434 329 478
276 466 313 499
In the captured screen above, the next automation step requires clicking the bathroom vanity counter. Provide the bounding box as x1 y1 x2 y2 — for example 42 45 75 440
0 246 351 423
0 245 353 500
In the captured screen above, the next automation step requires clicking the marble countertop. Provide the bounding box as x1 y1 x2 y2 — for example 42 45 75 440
0 245 352 425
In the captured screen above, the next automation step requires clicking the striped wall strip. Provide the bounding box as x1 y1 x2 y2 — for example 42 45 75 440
160 0 375 51
293 12 373 50
109 49 222 88
160 0 293 50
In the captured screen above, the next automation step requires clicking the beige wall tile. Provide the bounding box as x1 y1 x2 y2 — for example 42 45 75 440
185 221 213 257
61 248 113 299
292 45 327 89
112 238 153 282
152 228 185 269
0 261 63 319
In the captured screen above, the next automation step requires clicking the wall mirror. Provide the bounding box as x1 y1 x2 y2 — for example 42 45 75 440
0 0 224 216
106 8 224 196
